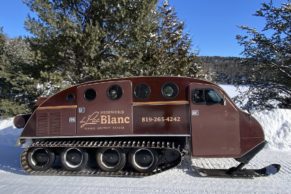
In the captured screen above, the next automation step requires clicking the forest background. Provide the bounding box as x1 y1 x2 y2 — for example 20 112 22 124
0 0 290 116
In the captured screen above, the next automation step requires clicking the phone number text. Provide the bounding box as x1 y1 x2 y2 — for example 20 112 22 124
141 116 181 123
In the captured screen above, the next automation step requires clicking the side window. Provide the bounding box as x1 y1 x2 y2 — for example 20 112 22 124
84 88 96 101
192 88 223 105
161 82 179 99
107 85 123 100
134 84 151 99
205 89 223 104
192 89 205 104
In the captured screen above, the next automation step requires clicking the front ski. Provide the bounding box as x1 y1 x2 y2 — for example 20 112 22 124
194 164 281 178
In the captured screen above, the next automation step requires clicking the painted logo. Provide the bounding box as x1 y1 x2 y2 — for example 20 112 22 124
80 110 130 129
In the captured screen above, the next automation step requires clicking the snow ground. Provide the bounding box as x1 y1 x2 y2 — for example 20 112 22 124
0 85 291 193
0 134 291 194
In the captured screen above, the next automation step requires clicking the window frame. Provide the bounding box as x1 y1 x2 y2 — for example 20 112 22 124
134 83 151 99
191 88 224 105
161 82 179 99
107 84 123 100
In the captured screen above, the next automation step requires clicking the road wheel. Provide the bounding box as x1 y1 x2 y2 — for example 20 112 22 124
129 148 158 173
61 148 88 171
97 148 126 172
27 148 55 171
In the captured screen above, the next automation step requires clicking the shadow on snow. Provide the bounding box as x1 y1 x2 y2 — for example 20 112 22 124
0 126 25 175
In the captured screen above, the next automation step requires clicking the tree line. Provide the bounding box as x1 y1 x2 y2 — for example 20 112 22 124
0 0 202 116
0 0 290 116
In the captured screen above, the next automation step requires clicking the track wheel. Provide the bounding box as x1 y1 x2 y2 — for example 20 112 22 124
97 148 126 172
129 148 158 173
61 148 88 171
27 148 55 171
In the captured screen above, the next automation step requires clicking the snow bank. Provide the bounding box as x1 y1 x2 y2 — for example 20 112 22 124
0 118 21 146
219 85 291 151
220 84 239 98
253 109 291 151
0 117 15 130
0 118 23 174
220 84 249 98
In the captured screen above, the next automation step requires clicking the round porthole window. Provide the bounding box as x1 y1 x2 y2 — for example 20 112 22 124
84 89 96 101
134 84 151 99
161 83 179 99
107 85 123 100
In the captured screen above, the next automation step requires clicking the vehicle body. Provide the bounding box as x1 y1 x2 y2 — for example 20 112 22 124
14 76 266 176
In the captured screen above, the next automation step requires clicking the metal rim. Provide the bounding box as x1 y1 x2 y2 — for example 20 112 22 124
100 148 121 169
30 148 50 167
161 82 179 99
134 83 151 99
63 148 84 169
107 85 123 100
132 148 155 170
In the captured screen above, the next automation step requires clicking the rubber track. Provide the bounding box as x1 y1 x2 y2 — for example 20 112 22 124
21 140 183 177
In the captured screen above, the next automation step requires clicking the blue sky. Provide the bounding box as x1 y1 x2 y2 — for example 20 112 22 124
0 0 287 57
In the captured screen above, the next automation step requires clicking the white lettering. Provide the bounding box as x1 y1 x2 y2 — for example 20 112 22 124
101 115 107 124
124 117 130 124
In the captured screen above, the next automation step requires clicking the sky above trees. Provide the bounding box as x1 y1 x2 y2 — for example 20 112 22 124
0 0 288 57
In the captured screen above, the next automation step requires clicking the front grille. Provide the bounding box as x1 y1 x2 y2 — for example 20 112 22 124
49 112 61 135
36 112 49 136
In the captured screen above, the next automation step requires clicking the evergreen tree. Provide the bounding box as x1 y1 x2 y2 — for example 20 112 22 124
24 0 201 93
236 1 291 109
0 29 38 117
134 1 201 77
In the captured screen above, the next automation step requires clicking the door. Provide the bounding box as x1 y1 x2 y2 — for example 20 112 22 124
76 80 133 136
189 83 240 157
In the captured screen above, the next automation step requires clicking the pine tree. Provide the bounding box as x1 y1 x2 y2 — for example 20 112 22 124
236 1 291 109
24 0 202 93
0 29 38 117
135 1 201 77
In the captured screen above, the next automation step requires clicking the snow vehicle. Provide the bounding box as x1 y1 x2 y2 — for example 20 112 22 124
14 77 280 177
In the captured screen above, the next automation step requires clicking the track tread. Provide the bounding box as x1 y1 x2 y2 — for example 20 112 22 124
21 139 183 177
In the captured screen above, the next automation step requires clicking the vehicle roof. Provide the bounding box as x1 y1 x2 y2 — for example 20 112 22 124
77 76 216 87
